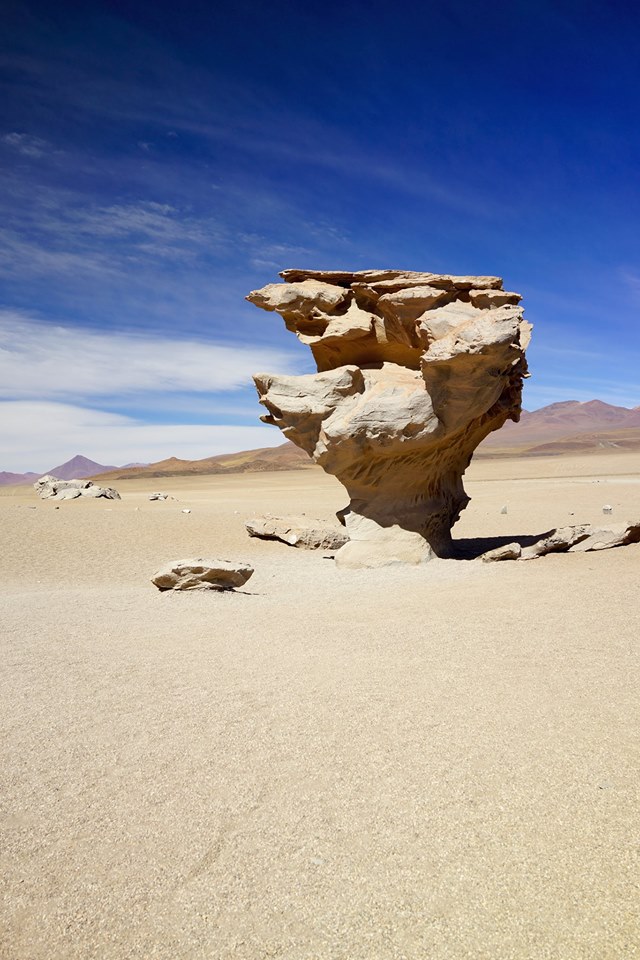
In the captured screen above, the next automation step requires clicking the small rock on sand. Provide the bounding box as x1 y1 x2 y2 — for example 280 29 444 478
481 542 522 562
151 558 254 592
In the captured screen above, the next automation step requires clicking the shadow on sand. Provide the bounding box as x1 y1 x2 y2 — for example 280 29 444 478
450 532 552 560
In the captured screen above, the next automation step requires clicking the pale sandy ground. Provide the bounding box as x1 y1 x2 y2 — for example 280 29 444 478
1 452 639 960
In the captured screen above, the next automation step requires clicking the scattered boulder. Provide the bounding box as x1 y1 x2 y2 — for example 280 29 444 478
82 485 114 498
55 487 82 501
34 475 121 500
149 492 173 501
602 504 613 515
569 520 640 553
482 542 522 562
245 514 349 550
151 558 254 592
520 525 591 560
479 521 640 562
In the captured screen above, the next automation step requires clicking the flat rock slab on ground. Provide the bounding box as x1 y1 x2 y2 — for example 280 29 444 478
151 558 254 591
569 520 640 552
482 520 640 561
245 514 349 550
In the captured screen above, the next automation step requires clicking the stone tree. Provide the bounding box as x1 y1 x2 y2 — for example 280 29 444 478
248 269 531 568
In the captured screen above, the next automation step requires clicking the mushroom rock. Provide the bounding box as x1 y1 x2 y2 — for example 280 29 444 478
248 269 531 568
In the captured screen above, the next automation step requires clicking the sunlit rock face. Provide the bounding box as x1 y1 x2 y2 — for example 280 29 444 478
248 269 531 568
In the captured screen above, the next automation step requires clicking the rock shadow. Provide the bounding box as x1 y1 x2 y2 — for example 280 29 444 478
450 532 552 560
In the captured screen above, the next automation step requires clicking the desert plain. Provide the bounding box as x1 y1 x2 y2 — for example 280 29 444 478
1 449 639 960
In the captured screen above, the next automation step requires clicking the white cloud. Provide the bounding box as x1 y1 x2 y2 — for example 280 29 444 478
0 401 284 472
2 132 49 157
0 311 295 399
65 201 219 256
0 197 229 281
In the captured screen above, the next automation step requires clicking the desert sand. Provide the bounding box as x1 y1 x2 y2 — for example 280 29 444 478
1 451 639 959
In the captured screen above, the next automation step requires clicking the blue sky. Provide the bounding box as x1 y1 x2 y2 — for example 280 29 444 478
1 0 639 470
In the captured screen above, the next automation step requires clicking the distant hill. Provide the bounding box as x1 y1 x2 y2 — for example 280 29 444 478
92 441 313 481
0 454 117 487
506 426 640 457
45 455 118 480
478 400 640 456
0 471 39 486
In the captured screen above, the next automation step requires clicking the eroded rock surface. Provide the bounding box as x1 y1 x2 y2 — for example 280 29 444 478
151 559 254 591
481 542 522 563
248 269 531 567
245 515 349 550
34 476 121 500
481 521 640 561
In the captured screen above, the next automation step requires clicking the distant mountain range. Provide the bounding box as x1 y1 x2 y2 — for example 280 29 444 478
0 470 41 487
479 400 640 456
92 442 312 481
2 401 640 486
0 454 117 487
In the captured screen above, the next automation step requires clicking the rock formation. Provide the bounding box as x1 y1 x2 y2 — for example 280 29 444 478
482 520 640 561
248 269 531 567
245 515 349 550
34 475 121 500
151 559 254 591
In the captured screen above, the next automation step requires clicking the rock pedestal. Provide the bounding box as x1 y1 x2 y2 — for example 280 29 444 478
248 269 531 567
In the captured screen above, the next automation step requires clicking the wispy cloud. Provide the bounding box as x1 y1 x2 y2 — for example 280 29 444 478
619 267 640 303
2 131 50 157
0 311 296 400
0 401 282 472
0 194 227 278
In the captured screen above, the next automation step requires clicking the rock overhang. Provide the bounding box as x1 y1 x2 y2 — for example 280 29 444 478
248 268 531 567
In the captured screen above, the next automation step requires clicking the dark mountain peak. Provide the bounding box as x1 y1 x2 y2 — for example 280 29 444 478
45 455 118 480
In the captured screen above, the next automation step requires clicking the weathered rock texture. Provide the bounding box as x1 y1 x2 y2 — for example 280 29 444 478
34 475 121 500
245 515 349 550
481 521 640 561
248 269 531 567
151 559 254 591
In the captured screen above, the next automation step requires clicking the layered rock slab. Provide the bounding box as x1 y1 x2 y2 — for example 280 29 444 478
248 269 531 568
481 521 640 561
151 559 254 591
245 515 348 550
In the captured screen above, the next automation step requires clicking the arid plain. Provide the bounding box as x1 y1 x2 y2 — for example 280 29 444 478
1 450 639 960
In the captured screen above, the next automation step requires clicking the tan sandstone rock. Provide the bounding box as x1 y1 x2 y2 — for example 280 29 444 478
151 558 254 591
245 515 348 550
568 520 640 553
481 542 522 562
479 521 640 562
248 269 531 568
